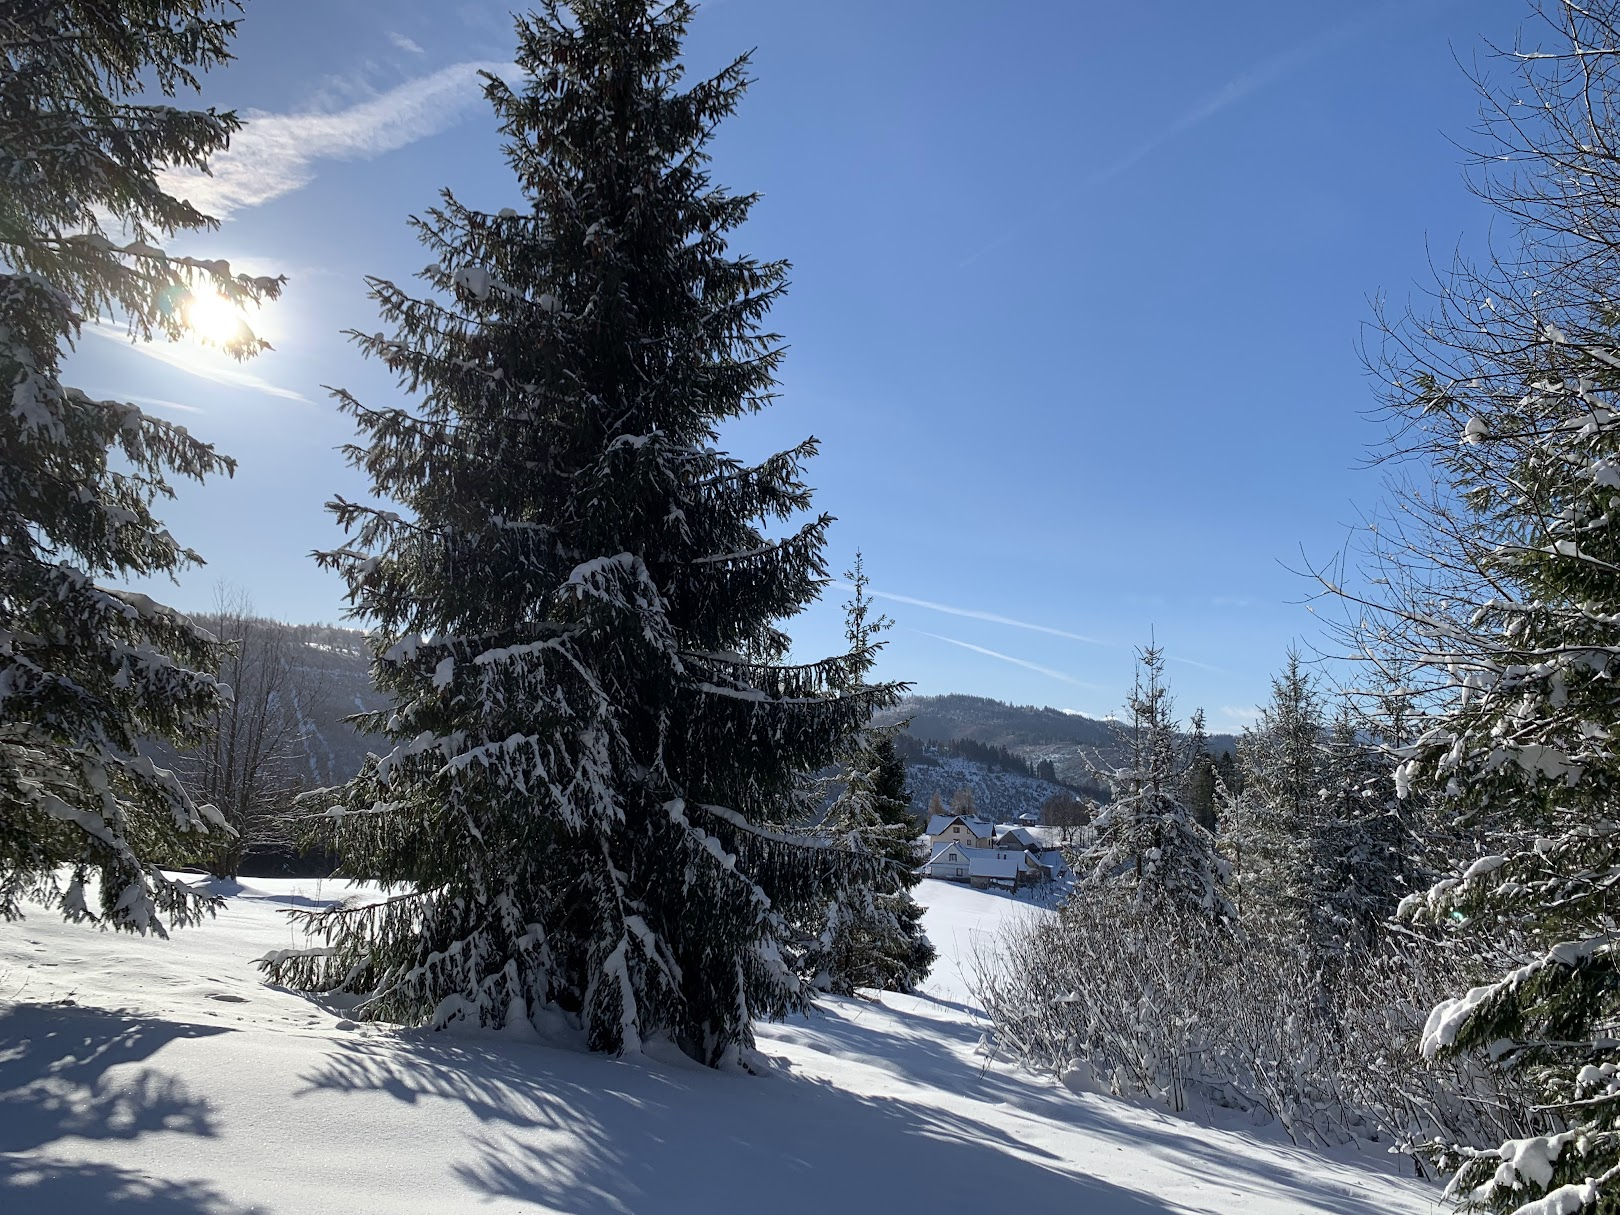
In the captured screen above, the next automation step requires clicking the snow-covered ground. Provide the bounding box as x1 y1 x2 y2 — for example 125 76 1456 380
0 876 1441 1214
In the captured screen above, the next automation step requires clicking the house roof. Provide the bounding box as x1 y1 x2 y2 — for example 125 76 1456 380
922 842 970 867
966 850 1025 880
926 814 994 839
993 826 1040 848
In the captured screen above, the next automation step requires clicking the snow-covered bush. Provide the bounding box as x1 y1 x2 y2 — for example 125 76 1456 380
972 893 1542 1156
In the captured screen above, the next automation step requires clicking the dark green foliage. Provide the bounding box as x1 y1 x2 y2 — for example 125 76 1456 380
262 0 898 1066
1231 650 1327 938
1180 708 1218 833
1075 645 1235 923
809 728 934 994
0 0 282 932
803 558 932 995
1312 702 1427 956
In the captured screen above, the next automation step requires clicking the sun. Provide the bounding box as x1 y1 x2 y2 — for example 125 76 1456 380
184 290 247 347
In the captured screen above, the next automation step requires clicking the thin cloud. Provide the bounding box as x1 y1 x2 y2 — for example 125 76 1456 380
914 630 1100 689
120 394 203 415
1221 705 1260 724
1086 14 1367 190
388 32 425 55
162 59 517 218
1165 652 1227 674
830 580 1106 646
959 11 1379 269
85 321 310 403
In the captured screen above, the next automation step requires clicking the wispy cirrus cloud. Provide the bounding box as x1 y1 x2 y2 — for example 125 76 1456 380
1082 13 1371 191
837 580 1223 674
959 9 1393 269
1165 652 1227 674
914 630 1101 689
387 32 425 55
162 60 516 218
830 581 1107 646
84 321 310 403
1221 705 1260 724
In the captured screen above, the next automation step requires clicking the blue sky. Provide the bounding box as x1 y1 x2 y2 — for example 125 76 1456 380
76 0 1530 727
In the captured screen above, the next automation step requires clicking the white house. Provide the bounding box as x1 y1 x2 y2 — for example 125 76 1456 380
921 841 1052 891
925 813 995 849
922 840 975 883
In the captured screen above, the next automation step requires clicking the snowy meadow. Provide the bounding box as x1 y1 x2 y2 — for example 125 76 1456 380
0 877 1436 1214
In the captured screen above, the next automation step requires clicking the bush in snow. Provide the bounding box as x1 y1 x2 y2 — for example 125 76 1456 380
972 892 1541 1156
260 0 899 1066
0 1 283 932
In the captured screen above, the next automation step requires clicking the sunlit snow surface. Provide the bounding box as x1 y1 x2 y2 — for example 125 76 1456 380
0 876 1439 1214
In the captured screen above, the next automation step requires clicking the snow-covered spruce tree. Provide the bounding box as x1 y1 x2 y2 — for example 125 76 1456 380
802 557 933 995
1179 706 1218 833
1312 699 1427 957
1232 650 1327 942
1074 645 1234 922
1326 1 1620 1205
261 0 899 1066
0 1 283 931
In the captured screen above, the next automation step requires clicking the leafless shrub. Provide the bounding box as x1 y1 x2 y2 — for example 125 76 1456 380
970 891 1545 1161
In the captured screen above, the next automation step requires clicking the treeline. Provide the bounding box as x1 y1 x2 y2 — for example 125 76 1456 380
893 733 1034 780
976 646 1527 1164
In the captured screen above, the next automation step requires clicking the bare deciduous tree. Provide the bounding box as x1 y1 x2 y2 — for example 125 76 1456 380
1040 790 1090 846
181 586 322 875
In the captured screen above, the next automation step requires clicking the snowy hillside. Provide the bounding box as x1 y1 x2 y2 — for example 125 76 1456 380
880 693 1240 789
0 879 1438 1214
147 620 385 790
278 624 386 786
902 752 1072 823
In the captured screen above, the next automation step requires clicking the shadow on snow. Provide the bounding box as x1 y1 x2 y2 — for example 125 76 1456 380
0 1001 261 1213
298 1029 1176 1215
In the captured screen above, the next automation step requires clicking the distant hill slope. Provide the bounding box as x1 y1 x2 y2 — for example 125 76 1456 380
278 623 388 787
875 693 1238 793
899 749 1075 825
189 629 1238 815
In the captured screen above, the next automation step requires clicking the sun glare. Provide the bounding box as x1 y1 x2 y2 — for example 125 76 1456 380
184 290 247 347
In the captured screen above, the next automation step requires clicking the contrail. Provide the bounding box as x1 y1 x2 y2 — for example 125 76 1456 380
958 7 1397 269
914 631 1101 689
830 581 1106 646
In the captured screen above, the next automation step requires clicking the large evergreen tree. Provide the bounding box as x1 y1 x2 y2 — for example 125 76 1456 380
0 1 283 932
262 0 898 1066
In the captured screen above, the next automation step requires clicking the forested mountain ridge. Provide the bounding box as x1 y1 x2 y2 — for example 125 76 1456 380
876 693 1238 790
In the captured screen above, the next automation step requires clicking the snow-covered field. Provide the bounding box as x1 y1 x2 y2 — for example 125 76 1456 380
0 877 1441 1214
